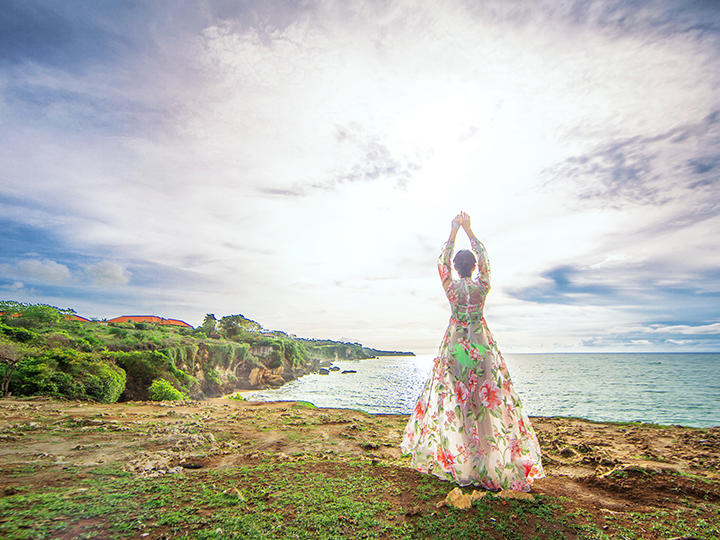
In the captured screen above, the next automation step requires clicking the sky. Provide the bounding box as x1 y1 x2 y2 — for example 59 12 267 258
1 0 719 354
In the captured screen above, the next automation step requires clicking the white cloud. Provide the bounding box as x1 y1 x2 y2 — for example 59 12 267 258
0 259 72 285
648 323 720 335
84 261 131 287
1 1 719 351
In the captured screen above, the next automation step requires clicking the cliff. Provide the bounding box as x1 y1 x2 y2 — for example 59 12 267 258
0 302 412 402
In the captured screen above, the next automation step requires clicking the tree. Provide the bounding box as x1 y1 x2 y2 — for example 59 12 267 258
0 342 21 397
201 314 219 338
218 314 263 339
0 301 70 328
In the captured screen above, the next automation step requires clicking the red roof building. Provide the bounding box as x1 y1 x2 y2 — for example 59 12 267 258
107 315 192 328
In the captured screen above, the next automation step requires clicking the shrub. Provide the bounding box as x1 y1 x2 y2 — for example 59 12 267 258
205 367 222 386
108 327 128 338
9 350 126 403
10 304 63 328
45 332 73 348
148 378 188 401
268 349 282 368
111 350 195 400
0 323 37 343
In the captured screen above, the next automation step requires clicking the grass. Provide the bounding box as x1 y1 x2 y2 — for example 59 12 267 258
292 401 317 409
0 459 583 539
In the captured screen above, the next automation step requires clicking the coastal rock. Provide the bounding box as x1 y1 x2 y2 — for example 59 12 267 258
329 366 340 371
318 368 330 375
496 489 535 501
341 370 357 374
436 487 486 510
248 367 286 388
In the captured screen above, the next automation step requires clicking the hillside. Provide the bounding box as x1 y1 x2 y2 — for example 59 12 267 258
0 301 413 403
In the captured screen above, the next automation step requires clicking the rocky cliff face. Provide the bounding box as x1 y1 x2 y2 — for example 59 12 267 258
171 342 318 400
118 341 320 401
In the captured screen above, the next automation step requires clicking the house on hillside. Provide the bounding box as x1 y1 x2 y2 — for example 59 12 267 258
106 315 192 328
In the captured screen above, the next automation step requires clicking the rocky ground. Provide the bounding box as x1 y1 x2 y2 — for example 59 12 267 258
0 397 718 539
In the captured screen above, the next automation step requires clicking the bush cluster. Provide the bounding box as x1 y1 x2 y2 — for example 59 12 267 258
10 349 126 403
148 378 188 401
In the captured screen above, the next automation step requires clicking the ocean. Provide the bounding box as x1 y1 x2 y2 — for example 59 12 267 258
239 353 720 428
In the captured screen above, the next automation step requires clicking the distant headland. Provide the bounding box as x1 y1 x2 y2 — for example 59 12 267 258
0 300 414 404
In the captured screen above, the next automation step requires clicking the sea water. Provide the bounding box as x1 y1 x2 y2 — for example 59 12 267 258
240 353 720 428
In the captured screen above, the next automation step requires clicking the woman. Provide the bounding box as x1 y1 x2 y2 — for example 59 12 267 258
401 212 544 491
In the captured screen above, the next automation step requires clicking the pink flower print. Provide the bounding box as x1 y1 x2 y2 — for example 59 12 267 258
499 357 510 376
445 409 456 424
455 381 470 405
527 464 542 480
509 437 523 459
437 448 456 471
479 380 502 409
470 425 481 445
470 347 483 363
468 372 479 392
414 400 427 421
406 432 414 443
420 425 430 439
439 264 450 280
483 479 500 491
455 443 470 460
438 390 447 402
447 289 459 303
511 479 528 492
502 379 512 396
504 403 516 424
458 337 470 351
518 419 527 435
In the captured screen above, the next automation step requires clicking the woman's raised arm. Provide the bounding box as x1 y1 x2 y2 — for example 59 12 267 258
439 215 461 294
460 212 490 284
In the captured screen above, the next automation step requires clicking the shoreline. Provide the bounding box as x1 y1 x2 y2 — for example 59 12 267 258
1 396 718 538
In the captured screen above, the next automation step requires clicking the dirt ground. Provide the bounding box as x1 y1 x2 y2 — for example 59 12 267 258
1 397 718 538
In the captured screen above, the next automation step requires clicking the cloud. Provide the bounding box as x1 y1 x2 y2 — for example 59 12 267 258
0 258 71 285
507 264 617 305
84 261 131 287
1 1 720 351
646 322 720 335
542 110 720 209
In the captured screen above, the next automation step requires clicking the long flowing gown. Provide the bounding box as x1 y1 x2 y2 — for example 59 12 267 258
400 236 545 491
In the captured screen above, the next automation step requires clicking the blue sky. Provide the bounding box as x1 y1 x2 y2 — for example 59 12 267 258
1 0 719 353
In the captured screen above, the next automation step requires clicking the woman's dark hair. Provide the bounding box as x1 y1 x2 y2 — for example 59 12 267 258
453 250 476 278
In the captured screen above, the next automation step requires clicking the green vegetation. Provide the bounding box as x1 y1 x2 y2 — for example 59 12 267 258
296 337 415 359
0 458 587 539
0 301 412 404
148 378 189 401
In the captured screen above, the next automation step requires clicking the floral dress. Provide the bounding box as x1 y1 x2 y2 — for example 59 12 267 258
400 237 545 491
